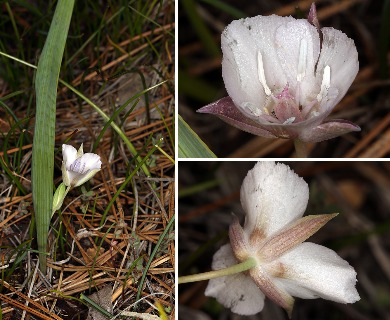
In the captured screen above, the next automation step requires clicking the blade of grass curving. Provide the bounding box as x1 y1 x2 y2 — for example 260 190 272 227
128 3 174 38
80 293 113 318
135 214 175 302
0 150 27 195
32 0 75 273
65 7 124 65
60 78 168 178
178 179 219 198
98 138 163 227
92 97 140 153
153 104 174 152
5 2 25 63
178 115 216 158
0 91 25 127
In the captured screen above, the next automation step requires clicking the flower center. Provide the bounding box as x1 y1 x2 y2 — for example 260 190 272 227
256 48 331 124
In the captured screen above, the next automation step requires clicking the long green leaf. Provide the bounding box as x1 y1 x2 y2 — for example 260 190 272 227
178 115 216 158
32 0 75 273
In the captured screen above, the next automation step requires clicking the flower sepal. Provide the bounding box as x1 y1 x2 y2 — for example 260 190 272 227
52 182 67 215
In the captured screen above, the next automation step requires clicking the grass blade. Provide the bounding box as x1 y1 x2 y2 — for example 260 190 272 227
32 0 75 273
178 115 216 158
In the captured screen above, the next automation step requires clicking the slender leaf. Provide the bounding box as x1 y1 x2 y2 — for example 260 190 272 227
178 115 216 158
32 0 75 273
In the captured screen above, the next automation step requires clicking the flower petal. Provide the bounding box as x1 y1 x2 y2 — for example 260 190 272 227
229 215 252 260
316 27 359 109
79 153 102 171
299 120 361 142
205 244 265 315
62 144 77 170
73 168 101 187
270 242 360 304
197 97 278 138
249 265 294 317
260 213 338 261
274 19 320 106
241 162 309 240
221 15 302 115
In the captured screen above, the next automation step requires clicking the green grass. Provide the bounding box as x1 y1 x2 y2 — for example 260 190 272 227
0 0 174 317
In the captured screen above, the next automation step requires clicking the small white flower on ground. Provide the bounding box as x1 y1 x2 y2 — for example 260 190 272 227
198 6 360 142
205 162 359 317
62 144 101 188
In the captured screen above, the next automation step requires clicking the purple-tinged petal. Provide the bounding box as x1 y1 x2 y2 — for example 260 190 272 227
270 242 360 304
229 215 252 261
308 3 320 29
197 97 277 138
205 244 266 315
240 162 309 242
260 213 338 261
299 120 361 142
249 266 294 317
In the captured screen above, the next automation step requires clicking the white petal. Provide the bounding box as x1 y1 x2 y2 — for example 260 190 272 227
274 19 320 104
315 27 359 111
222 15 298 118
72 168 101 187
241 162 309 238
61 161 71 187
205 244 265 315
62 144 78 169
271 242 360 303
78 153 102 171
67 153 101 187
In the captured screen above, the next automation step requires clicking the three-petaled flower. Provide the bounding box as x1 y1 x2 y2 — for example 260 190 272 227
62 144 102 188
205 162 359 317
198 6 360 143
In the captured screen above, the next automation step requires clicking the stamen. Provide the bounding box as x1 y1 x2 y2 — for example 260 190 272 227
316 65 330 101
257 51 271 96
297 39 307 82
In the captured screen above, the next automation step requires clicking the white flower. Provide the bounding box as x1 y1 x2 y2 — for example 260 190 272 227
198 9 360 142
61 144 101 187
205 162 359 316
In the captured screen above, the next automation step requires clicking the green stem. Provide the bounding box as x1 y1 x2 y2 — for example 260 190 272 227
178 257 257 284
293 139 309 158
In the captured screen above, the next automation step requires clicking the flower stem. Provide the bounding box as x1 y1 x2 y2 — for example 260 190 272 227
178 257 257 284
294 139 309 157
